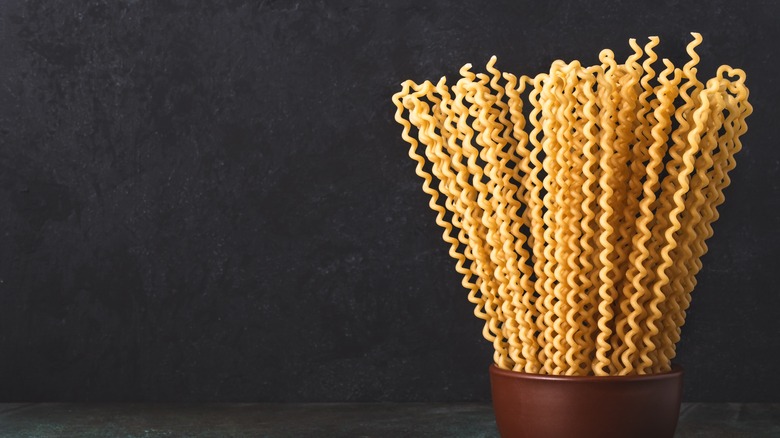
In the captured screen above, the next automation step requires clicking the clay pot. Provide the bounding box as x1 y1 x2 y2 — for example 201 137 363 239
489 364 684 438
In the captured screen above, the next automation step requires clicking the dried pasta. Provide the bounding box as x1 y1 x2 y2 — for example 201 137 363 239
391 33 752 375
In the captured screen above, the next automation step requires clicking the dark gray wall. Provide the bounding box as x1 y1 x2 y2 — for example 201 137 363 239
0 0 777 402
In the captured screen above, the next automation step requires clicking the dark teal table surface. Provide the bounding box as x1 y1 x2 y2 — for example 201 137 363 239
1 403 778 437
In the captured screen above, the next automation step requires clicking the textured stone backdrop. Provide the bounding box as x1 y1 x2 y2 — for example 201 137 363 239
0 0 777 401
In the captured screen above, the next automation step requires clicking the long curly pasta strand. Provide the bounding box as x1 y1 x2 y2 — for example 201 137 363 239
420 82 491 298
484 62 535 371
466 88 513 369
431 79 493 328
575 65 602 371
609 42 643 325
463 71 514 369
680 68 751 296
426 79 519 367
639 80 710 374
660 68 752 369
657 33 704 305
450 67 508 364
628 38 662 302
503 72 539 336
611 37 654 370
661 32 703 290
471 70 522 370
551 64 576 374
394 83 459 241
562 63 585 374
617 60 681 374
548 66 577 375
470 72 518 370
436 78 498 339
497 69 541 372
654 78 721 371
561 64 590 374
407 83 503 344
550 61 587 374
477 78 525 369
652 88 715 374
599 51 629 365
472 75 509 325
538 69 566 374
639 35 700 367
640 33 704 372
526 73 554 372
683 70 751 302
394 80 494 335
593 50 619 376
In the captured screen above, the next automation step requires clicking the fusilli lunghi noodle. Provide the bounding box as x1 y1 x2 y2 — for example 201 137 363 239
391 34 752 376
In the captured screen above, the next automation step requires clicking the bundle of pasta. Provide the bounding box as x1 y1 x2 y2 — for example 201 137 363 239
391 33 752 376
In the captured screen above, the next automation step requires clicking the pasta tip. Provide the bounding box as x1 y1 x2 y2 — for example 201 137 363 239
599 49 614 57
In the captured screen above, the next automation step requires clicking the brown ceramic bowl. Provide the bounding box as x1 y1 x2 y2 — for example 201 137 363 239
490 364 684 438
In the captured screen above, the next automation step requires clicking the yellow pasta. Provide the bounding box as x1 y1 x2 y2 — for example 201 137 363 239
611 37 655 372
392 33 751 375
594 49 620 376
622 59 682 374
575 65 603 370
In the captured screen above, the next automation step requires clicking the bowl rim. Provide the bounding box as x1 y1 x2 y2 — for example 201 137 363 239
489 363 684 382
